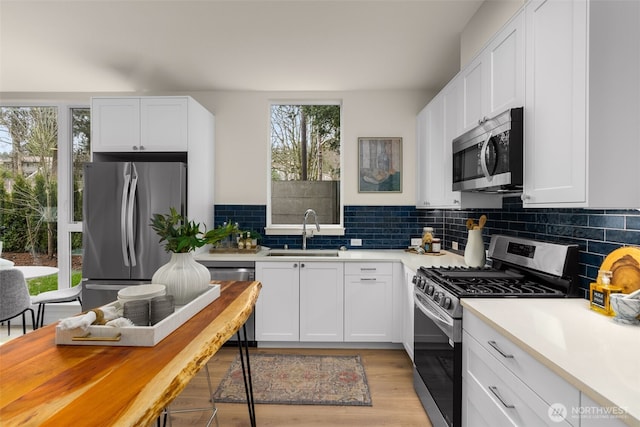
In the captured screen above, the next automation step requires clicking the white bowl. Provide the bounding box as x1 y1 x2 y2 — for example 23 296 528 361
610 294 640 325
118 284 166 303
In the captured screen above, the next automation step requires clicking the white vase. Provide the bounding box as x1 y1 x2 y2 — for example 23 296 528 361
464 229 486 268
152 252 210 305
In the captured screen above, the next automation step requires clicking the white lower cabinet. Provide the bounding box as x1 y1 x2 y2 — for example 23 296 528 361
579 393 629 427
344 263 393 342
463 310 580 427
402 265 415 361
255 262 300 341
256 261 343 342
299 262 344 342
256 261 397 343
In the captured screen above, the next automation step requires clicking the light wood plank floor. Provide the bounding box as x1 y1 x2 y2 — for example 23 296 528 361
164 347 433 427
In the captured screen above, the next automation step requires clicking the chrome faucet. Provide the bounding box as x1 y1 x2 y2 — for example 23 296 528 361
302 209 320 250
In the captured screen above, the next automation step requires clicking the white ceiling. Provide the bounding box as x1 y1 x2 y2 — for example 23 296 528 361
0 0 485 93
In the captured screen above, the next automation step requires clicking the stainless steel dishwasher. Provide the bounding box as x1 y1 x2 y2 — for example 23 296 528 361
197 260 256 345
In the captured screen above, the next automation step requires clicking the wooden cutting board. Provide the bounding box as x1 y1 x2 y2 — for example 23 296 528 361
600 246 640 294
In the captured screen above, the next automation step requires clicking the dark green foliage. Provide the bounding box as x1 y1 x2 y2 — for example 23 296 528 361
149 207 207 253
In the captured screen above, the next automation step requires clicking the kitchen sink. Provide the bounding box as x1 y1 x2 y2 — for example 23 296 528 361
267 249 340 257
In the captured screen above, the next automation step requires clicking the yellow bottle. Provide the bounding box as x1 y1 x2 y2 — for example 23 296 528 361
589 270 622 316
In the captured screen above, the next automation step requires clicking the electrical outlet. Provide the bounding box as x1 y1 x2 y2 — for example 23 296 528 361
350 238 362 246
452 241 459 251
411 238 422 246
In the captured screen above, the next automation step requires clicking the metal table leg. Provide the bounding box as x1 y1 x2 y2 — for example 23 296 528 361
236 323 256 427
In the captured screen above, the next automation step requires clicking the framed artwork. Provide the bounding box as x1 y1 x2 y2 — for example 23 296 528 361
358 137 402 193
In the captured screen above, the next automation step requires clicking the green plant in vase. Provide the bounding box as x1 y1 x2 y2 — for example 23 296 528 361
149 207 210 305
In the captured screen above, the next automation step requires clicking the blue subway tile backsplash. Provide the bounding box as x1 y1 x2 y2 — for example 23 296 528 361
215 197 640 296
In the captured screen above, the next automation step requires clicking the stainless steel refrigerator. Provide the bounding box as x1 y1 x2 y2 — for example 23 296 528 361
81 161 187 310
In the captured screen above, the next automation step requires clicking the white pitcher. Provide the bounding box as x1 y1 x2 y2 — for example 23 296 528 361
464 229 486 268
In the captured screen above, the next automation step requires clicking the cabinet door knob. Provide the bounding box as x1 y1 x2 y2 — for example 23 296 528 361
300 263 305 268
132 146 138 150
139 145 145 150
293 263 298 268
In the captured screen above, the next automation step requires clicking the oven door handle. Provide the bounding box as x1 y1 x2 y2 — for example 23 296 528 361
414 292 455 341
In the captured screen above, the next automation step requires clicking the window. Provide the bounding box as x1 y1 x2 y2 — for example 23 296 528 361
0 105 88 293
268 102 343 234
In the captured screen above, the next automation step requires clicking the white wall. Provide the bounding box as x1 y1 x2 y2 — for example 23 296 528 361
191 90 431 206
460 0 524 67
1 89 432 206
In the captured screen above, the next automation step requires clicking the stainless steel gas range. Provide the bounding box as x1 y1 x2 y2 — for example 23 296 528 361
412 235 579 427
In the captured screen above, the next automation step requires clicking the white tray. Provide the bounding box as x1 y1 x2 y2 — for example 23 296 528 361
55 284 220 347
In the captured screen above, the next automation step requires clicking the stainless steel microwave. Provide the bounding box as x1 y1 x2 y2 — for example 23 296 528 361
452 107 523 193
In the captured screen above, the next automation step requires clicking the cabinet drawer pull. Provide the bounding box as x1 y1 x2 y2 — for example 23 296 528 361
360 268 377 271
488 340 514 358
488 386 515 409
360 278 377 282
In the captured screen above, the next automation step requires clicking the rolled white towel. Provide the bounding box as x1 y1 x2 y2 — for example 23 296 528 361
59 311 96 331
58 305 121 331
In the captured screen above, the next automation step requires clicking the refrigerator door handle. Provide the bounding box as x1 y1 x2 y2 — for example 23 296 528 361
127 163 139 267
121 163 132 267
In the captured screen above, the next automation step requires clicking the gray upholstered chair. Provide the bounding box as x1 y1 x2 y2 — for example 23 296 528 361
31 283 82 328
0 268 36 335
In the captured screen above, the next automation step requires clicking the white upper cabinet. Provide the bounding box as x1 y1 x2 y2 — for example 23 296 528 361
140 97 189 151
416 8 522 209
486 11 525 118
416 80 501 209
415 105 430 208
461 10 524 134
461 57 485 132
522 0 640 208
91 98 141 152
92 96 189 152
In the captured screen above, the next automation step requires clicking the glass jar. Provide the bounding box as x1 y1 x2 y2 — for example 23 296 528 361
422 227 434 252
590 270 622 316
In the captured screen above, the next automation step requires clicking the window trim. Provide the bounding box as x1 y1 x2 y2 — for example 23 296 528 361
265 99 345 236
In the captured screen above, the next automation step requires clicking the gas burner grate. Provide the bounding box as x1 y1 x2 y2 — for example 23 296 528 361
418 266 566 297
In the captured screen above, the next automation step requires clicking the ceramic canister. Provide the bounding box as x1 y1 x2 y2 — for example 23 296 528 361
464 229 486 268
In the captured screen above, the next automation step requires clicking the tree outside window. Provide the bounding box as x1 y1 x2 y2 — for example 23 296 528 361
270 103 341 226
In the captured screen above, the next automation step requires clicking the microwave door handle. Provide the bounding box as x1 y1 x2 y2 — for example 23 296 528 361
480 131 494 181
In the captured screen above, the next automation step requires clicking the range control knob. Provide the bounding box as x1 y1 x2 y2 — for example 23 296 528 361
426 284 435 296
441 297 452 309
412 275 418 284
433 292 442 303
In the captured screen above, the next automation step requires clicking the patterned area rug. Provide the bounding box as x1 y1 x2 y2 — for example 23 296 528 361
213 353 372 406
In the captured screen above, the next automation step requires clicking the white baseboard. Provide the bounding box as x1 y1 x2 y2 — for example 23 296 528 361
257 341 403 350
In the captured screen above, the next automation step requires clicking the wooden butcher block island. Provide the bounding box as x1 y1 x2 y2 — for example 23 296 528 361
0 280 261 427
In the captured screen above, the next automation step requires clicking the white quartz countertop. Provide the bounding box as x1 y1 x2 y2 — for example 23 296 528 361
462 298 640 426
195 247 467 272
